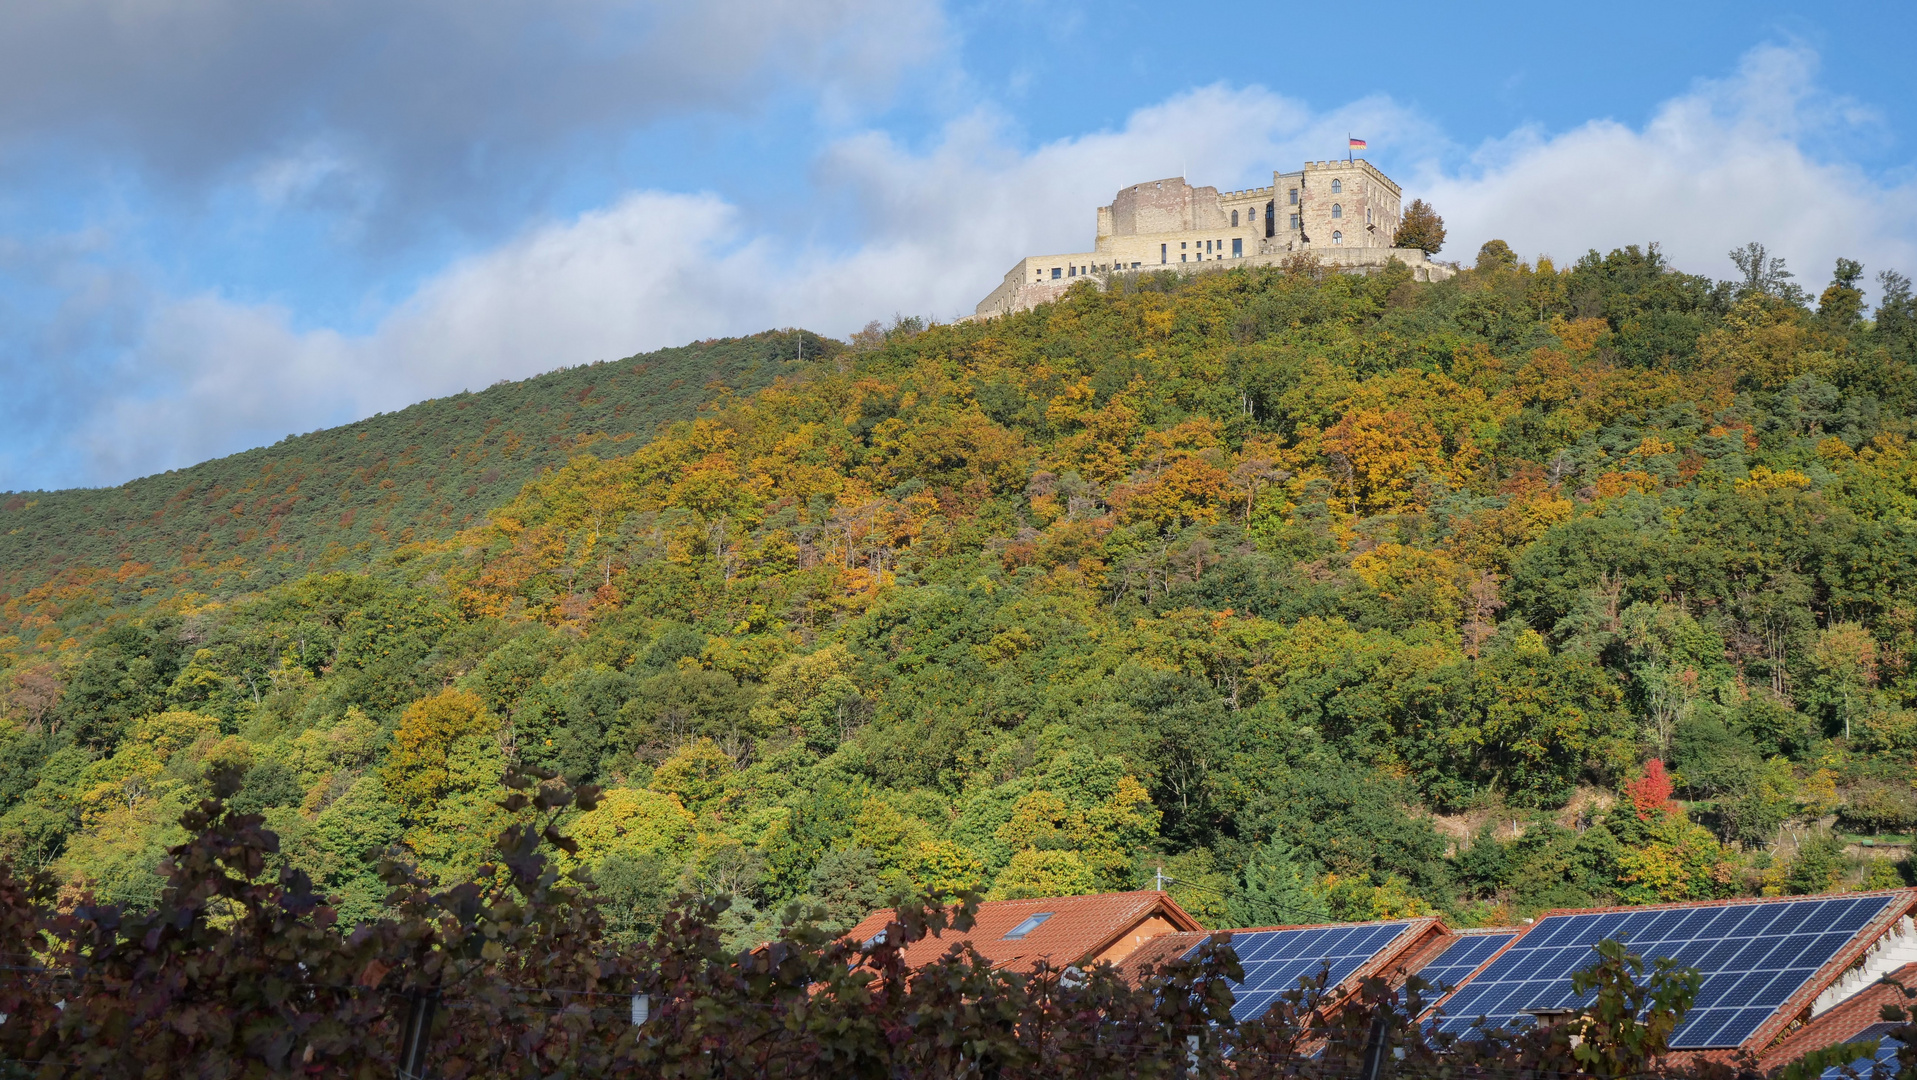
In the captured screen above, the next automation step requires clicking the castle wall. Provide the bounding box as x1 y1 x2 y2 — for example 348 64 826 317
972 248 1453 320
973 158 1443 319
1297 160 1401 250
1101 178 1272 258
1106 177 1237 235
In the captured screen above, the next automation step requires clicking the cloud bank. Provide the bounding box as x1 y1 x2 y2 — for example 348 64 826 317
0 0 944 214
11 43 1917 489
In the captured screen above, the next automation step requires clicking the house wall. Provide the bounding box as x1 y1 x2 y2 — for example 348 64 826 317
1091 914 1186 966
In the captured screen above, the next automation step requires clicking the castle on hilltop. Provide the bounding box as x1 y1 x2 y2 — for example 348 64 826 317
973 159 1452 319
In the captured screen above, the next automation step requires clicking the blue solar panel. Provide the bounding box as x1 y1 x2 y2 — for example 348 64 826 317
1195 922 1417 1021
1432 895 1898 1049
1418 932 1518 994
1817 1026 1902 1079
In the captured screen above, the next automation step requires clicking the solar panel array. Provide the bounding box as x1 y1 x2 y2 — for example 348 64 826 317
1434 895 1896 1049
1818 1025 1903 1080
1202 922 1416 1021
1417 932 1517 994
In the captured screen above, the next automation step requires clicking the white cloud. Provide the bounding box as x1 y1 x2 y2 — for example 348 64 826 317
1418 45 1917 284
35 43 1917 487
67 83 1423 480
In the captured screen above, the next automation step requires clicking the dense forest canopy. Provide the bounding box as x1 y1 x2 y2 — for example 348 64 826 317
0 329 826 649
6 241 1917 939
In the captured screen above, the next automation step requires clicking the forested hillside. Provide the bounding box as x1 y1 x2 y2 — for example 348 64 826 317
7 244 1917 940
0 329 830 652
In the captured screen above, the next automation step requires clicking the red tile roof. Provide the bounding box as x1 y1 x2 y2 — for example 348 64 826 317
1759 960 1917 1070
843 890 1200 974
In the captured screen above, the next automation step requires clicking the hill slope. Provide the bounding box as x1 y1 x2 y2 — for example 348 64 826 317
7 248 1917 935
0 330 835 649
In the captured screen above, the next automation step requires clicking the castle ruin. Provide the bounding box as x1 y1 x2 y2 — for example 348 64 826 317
973 159 1452 319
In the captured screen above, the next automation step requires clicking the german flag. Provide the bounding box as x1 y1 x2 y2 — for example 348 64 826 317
1348 137 1367 151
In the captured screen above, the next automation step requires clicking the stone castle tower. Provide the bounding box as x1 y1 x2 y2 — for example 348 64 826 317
973 159 1450 319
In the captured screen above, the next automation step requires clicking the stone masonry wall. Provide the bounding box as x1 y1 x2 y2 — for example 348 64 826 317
1298 160 1401 250
974 158 1437 318
972 248 1454 319
1106 177 1236 235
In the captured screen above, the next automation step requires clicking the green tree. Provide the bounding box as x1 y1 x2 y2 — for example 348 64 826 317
1784 834 1847 895
57 621 184 748
1476 239 1518 272
1226 835 1330 928
807 847 888 930
1817 257 1866 330
1566 939 1702 1078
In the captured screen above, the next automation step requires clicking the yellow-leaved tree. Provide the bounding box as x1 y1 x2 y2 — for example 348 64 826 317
648 737 735 815
564 787 697 870
381 689 507 882
989 760 1160 899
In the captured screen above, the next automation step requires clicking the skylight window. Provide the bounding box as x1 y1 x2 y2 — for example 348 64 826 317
1004 913 1054 939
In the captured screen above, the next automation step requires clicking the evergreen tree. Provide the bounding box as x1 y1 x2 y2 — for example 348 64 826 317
1878 269 1916 360
1226 835 1331 928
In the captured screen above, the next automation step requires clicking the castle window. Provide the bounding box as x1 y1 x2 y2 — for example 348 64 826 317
1331 179 1342 193
1288 188 1298 205
1333 231 1343 245
1181 242 1187 249
1289 214 1299 229
1052 267 1062 279
1232 238 1243 257
1161 244 1167 264
1366 208 1373 224
1331 204 1342 218
1231 210 1239 226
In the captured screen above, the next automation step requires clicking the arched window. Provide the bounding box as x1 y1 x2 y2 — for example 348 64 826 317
1231 209 1239 226
1331 204 1342 218
1331 179 1342 193
1333 230 1343 245
1366 207 1373 223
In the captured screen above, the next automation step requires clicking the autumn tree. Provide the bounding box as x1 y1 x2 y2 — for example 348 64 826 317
1817 257 1867 330
5 665 62 732
1395 198 1446 254
382 689 498 813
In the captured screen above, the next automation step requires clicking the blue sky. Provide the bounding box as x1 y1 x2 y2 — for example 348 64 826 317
1 0 1913 491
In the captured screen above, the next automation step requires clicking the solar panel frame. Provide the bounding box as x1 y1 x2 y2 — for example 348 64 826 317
1429 893 1911 1050
1189 920 1425 1022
